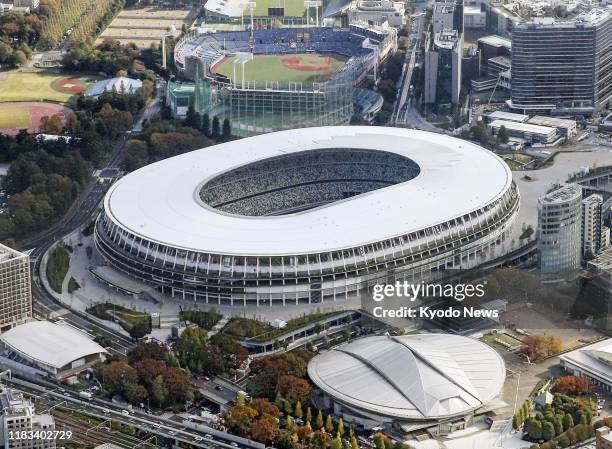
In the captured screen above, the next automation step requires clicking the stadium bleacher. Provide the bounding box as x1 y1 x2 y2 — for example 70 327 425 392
175 26 392 83
200 149 420 216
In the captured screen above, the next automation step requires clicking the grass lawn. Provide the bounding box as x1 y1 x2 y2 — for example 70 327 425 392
46 246 70 294
0 72 93 104
213 53 347 87
0 105 30 128
252 0 305 17
481 332 521 350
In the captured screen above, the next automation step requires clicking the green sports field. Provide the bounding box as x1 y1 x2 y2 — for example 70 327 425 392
0 105 30 128
0 72 94 104
252 0 305 17
212 53 348 87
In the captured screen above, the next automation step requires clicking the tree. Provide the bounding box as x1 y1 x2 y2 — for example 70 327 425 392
337 418 344 436
125 382 148 405
350 436 359 449
13 49 26 66
123 139 149 171
251 398 279 418
553 376 594 395
201 113 211 137
222 118 231 141
294 400 303 419
277 375 312 403
237 392 246 406
373 433 386 449
521 334 563 361
525 418 543 439
173 327 208 373
497 125 509 144
212 116 220 140
325 415 334 433
184 103 199 128
306 407 312 424
512 414 520 431
542 421 555 441
102 362 137 395
41 115 63 134
315 410 324 429
562 413 574 431
129 318 152 339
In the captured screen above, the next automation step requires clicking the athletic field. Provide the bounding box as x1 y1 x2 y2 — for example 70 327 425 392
0 72 94 104
212 53 347 87
0 102 72 136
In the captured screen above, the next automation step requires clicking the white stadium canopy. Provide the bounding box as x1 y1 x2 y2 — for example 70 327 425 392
104 126 513 256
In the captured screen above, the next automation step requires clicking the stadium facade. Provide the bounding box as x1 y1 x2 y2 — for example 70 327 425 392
94 127 520 306
174 25 396 135
307 334 506 434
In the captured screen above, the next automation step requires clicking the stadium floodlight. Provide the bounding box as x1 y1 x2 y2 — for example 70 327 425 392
304 0 322 26
239 2 256 28
232 52 254 88
161 27 178 70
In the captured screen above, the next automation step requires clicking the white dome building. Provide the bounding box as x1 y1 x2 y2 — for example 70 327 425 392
307 333 506 434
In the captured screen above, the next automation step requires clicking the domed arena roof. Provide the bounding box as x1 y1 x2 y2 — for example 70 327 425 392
307 334 505 420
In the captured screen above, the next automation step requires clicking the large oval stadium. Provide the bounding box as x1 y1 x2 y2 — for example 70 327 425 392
94 126 519 305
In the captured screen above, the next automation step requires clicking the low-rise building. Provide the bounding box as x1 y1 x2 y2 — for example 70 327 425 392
559 338 612 391
0 321 107 380
527 116 578 139
488 119 558 144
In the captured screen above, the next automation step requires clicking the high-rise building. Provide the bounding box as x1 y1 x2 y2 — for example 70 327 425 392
538 184 583 274
424 29 463 107
582 194 609 257
0 387 56 449
0 244 32 332
510 8 612 116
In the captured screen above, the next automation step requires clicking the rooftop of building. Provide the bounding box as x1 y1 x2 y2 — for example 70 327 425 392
0 321 107 370
539 183 583 205
559 338 612 384
0 242 28 264
489 119 557 135
477 34 512 50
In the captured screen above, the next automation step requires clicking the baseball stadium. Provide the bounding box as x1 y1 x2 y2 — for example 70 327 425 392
172 25 395 134
94 127 520 306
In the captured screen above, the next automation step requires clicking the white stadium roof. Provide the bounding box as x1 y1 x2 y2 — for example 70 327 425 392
0 321 107 369
104 126 513 256
307 334 506 420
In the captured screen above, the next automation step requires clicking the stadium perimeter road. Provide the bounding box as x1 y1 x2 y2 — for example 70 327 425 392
19 82 164 355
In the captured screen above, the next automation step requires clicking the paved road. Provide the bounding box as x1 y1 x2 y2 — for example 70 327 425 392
20 84 166 355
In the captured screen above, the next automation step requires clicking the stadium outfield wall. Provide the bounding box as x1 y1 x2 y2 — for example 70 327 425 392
94 127 520 306
174 25 396 134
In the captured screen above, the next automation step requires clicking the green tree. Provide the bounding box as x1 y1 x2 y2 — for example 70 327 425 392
337 418 344 436
315 410 324 429
526 418 543 439
350 436 359 449
184 103 199 128
542 421 555 441
512 414 520 431
222 118 231 141
562 413 574 431
325 415 334 433
237 392 246 406
306 407 312 424
294 400 303 419
201 113 211 137
497 125 509 144
212 116 220 140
